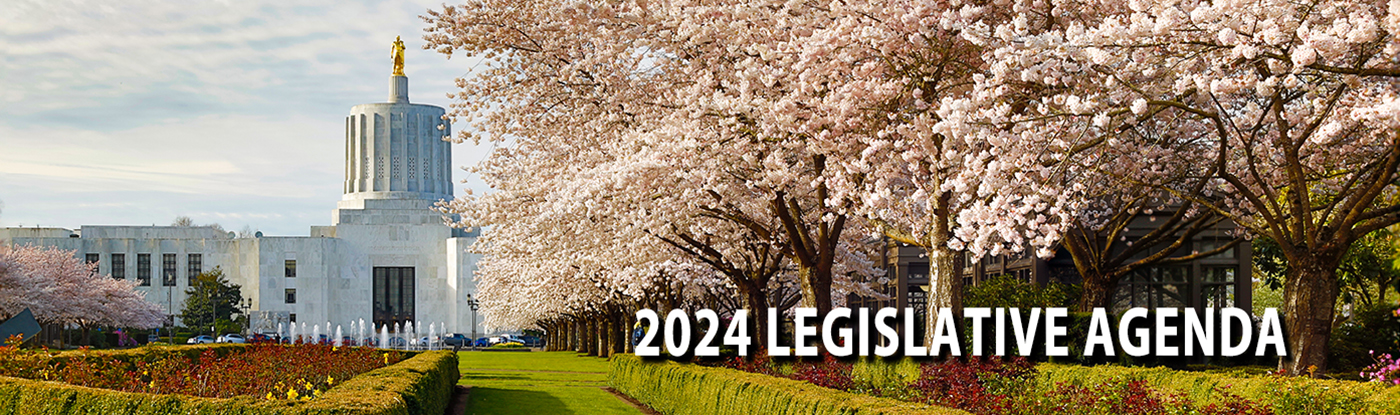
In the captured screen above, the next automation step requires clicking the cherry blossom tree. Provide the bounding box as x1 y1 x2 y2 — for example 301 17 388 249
424 0 888 347
0 244 165 344
956 0 1400 374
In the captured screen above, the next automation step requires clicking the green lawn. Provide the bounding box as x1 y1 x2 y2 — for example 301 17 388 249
458 351 645 415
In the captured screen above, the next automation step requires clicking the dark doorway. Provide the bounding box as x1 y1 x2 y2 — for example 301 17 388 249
373 267 415 329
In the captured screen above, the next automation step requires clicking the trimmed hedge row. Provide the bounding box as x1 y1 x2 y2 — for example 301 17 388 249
0 348 458 415
608 354 969 415
1037 363 1400 415
848 357 1400 415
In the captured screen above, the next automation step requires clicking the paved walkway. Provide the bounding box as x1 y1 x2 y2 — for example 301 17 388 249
457 351 647 414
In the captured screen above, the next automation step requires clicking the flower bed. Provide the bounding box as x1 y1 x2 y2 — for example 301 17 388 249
0 341 404 399
0 344 459 415
712 355 1400 415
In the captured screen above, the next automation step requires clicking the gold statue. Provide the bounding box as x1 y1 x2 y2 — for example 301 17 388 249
391 36 406 76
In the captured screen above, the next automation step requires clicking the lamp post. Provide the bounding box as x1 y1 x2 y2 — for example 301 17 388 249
466 293 479 351
237 297 252 335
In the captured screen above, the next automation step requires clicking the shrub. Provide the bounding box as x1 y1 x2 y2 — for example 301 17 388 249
0 342 405 399
1038 363 1400 415
962 275 1080 310
1363 351 1400 385
611 354 968 415
0 346 459 415
1329 303 1400 377
490 342 525 349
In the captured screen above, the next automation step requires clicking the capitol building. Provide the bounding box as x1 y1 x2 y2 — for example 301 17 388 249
0 58 487 337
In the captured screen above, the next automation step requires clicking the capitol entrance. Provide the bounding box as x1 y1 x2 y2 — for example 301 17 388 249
373 267 415 329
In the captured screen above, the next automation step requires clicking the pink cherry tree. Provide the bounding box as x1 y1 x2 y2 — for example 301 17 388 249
956 0 1400 374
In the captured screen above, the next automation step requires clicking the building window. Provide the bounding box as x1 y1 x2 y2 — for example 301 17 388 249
1201 266 1237 308
136 254 151 286
187 254 202 284
285 260 296 278
111 254 125 279
907 262 929 281
85 254 100 275
289 313 297 323
1114 265 1189 311
162 254 177 287
285 289 297 304
373 267 415 329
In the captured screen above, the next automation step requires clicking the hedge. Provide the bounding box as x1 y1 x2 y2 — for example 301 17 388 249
608 354 969 415
1037 363 1400 415
0 348 459 415
848 357 1400 415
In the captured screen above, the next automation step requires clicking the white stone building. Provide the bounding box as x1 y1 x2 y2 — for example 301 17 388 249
0 73 488 337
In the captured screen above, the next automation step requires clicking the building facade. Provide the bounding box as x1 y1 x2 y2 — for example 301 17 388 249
851 210 1252 339
0 72 488 337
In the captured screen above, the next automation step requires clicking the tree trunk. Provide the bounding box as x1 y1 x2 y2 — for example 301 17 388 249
1077 272 1120 311
598 317 610 358
572 319 583 353
1282 255 1341 376
583 318 596 356
924 194 960 350
796 266 834 318
611 311 625 355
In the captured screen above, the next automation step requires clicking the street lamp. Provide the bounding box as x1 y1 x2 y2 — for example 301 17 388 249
237 297 252 335
466 293 480 351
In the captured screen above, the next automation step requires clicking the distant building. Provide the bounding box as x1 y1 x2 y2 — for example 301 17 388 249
1 70 488 337
851 211 1252 335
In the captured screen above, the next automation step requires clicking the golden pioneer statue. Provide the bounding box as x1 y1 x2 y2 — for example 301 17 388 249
391 36 406 76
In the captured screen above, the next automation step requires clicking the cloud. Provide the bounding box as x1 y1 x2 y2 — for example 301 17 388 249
0 0 494 235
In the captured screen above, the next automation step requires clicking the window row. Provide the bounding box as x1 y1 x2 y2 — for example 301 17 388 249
86 253 203 287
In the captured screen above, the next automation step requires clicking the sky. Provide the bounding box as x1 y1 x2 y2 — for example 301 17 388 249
0 0 493 236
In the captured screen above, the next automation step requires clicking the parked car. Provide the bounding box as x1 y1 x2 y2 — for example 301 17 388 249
186 335 216 344
474 337 491 348
516 336 543 348
217 334 246 344
341 336 357 346
386 337 407 347
248 333 279 343
360 337 378 347
147 334 161 344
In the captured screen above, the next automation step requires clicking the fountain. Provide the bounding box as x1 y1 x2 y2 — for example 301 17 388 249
313 324 321 345
290 322 298 344
405 322 415 350
429 323 436 351
358 319 366 346
379 324 389 349
277 323 284 344
335 326 343 347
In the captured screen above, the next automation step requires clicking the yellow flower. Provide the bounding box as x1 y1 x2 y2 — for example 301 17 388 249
265 392 275 401
383 353 389 364
286 388 299 400
326 375 334 385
